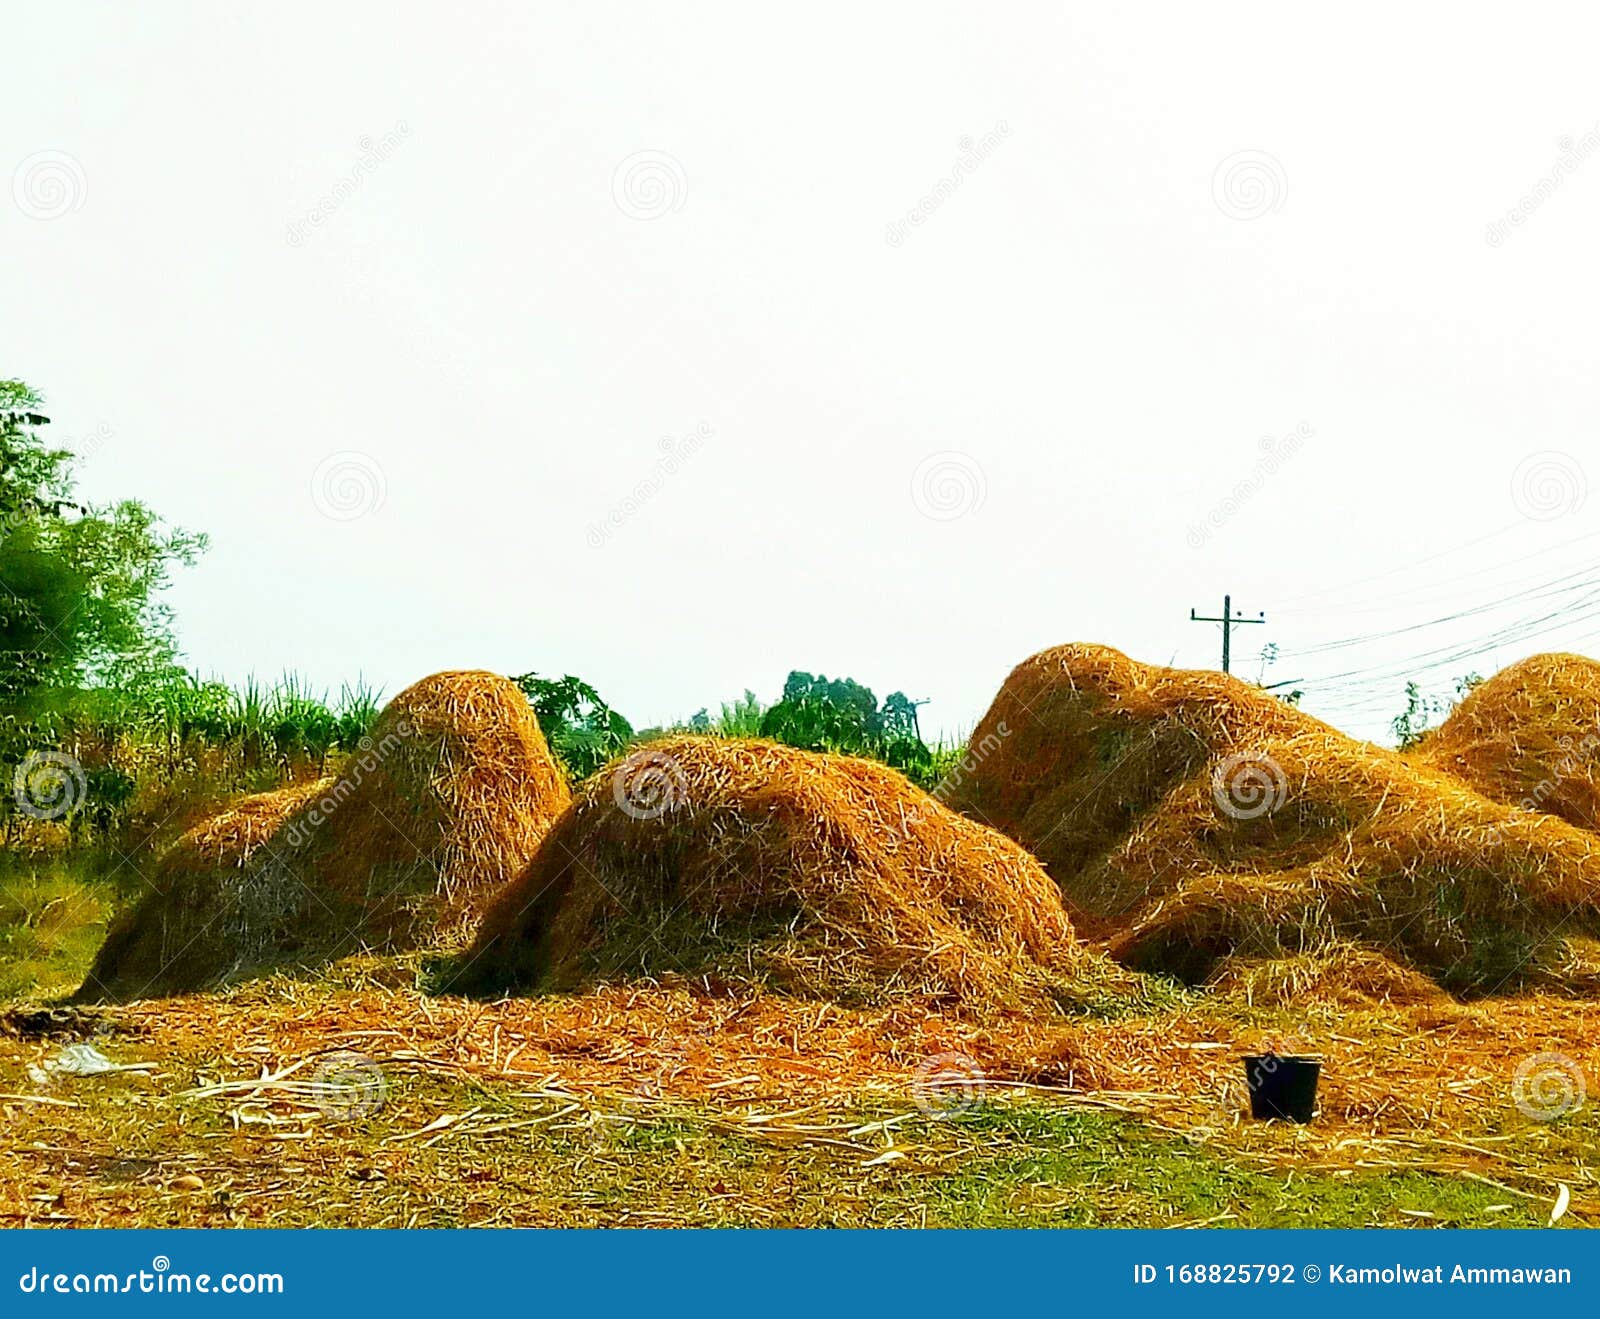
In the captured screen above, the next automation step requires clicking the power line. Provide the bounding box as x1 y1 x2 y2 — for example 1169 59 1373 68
1294 590 1600 704
1273 526 1600 619
1273 520 1525 609
1275 564 1600 661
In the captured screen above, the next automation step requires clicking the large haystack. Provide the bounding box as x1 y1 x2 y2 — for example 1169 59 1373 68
1414 653 1600 831
82 671 569 1001
455 737 1113 1011
950 644 1600 992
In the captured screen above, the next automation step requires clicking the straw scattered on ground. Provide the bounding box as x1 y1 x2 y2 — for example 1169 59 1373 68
1 975 1594 1227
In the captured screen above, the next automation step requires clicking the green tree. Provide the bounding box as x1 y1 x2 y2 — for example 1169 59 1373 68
514 671 633 780
758 671 931 776
1390 673 1482 750
0 381 206 713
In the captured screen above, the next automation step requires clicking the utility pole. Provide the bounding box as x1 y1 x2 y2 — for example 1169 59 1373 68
1189 594 1265 674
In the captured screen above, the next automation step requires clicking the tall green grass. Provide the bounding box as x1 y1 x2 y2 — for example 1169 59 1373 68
2 669 386 855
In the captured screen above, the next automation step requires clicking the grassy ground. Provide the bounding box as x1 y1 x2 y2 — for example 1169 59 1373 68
2 972 1594 1229
0 855 118 1001
0 858 1592 1229
0 1032 1560 1229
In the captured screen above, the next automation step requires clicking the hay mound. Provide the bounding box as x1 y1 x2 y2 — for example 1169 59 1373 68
1414 652 1600 831
82 671 569 1002
1205 944 1447 1009
456 737 1109 1010
950 643 1600 992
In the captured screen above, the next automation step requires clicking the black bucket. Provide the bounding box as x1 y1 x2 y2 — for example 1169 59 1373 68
1243 1053 1320 1123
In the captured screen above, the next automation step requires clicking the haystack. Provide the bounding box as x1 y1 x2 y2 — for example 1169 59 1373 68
82 671 569 1001
1414 652 1600 831
455 737 1114 1011
950 643 1600 992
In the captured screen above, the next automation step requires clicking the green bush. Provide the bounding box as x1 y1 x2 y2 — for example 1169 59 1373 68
514 671 633 780
758 671 933 781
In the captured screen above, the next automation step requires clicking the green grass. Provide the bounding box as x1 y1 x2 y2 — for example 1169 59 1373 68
0 855 114 1000
912 1106 1543 1228
711 690 765 738
0 1057 1552 1228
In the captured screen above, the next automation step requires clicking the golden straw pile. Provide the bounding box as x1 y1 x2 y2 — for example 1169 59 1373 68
82 671 569 1002
950 643 1600 994
71 645 1600 1013
1413 652 1600 832
455 736 1128 1012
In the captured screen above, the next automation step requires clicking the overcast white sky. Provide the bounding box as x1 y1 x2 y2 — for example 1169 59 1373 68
5 2 1600 744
